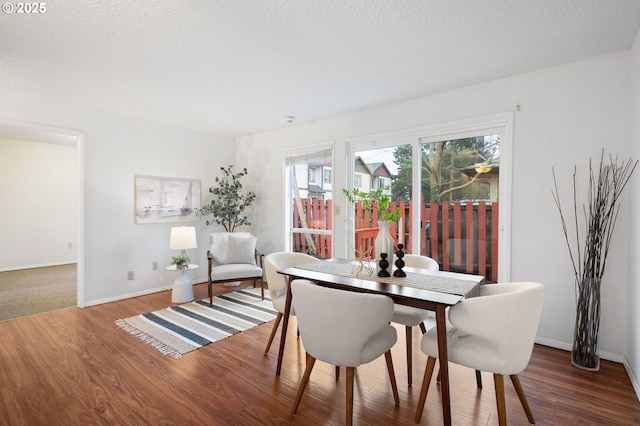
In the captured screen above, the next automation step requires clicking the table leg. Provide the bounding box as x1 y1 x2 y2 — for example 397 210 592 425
276 277 293 376
435 304 451 426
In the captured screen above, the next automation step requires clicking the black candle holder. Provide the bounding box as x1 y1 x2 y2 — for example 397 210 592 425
378 253 391 277
393 244 406 277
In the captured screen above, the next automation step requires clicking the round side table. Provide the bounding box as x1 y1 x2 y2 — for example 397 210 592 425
166 264 199 303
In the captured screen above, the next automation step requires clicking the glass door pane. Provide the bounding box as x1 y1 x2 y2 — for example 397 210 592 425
351 145 412 258
419 135 500 281
285 146 333 259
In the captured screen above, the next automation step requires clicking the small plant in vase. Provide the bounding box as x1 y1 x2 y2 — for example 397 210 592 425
171 254 189 269
343 186 399 272
342 186 400 222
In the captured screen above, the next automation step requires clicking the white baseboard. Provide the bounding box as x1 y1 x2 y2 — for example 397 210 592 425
84 279 208 307
622 358 640 402
535 336 626 364
85 286 167 307
0 261 77 272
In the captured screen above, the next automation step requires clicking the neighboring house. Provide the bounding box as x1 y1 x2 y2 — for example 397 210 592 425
460 162 500 202
294 161 333 200
367 162 393 191
354 156 373 191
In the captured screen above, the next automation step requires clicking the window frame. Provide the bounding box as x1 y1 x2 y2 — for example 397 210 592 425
284 142 334 256
345 113 513 281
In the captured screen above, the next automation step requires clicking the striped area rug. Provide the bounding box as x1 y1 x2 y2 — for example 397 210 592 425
115 288 276 359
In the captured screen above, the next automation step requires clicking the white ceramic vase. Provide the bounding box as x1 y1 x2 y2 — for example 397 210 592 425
374 220 395 273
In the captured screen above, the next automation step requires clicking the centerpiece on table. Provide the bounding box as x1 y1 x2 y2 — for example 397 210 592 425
343 186 399 273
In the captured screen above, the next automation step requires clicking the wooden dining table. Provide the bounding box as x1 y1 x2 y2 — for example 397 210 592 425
276 258 484 426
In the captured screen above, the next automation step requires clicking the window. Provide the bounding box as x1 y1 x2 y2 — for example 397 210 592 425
285 144 333 259
323 169 331 183
420 135 501 281
345 113 512 282
350 145 411 256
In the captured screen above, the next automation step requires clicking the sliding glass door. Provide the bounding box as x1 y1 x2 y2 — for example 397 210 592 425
346 114 511 282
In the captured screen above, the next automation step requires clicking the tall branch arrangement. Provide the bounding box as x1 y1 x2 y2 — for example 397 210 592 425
197 165 256 232
551 150 637 369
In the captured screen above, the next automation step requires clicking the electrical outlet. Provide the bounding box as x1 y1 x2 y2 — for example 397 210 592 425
152 261 158 271
127 271 134 280
67 242 73 249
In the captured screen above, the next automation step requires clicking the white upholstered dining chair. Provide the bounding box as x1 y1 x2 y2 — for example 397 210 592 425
262 251 319 354
207 232 264 304
390 254 439 386
415 282 544 425
290 280 400 426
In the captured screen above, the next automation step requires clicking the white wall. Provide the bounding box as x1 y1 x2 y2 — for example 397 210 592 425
0 138 78 270
0 91 235 306
238 51 633 363
628 29 640 394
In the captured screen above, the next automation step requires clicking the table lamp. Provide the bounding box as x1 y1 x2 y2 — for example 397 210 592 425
170 226 197 266
169 226 198 303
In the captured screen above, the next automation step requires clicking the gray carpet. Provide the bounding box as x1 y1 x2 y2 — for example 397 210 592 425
0 264 77 322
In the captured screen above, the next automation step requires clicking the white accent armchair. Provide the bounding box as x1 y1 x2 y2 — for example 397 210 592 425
263 251 319 354
290 280 400 426
207 232 264 304
415 282 544 425
390 254 439 386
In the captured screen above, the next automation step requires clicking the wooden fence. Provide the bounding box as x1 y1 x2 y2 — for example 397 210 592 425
292 198 498 281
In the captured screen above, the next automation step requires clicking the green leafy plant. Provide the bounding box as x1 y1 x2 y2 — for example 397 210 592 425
171 254 189 266
197 165 257 232
342 186 399 222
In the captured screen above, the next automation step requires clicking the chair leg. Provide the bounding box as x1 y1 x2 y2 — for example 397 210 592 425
252 278 265 300
493 374 507 426
476 369 483 388
346 367 355 426
264 312 282 353
415 356 437 423
384 350 400 405
419 321 427 334
405 326 413 386
292 353 316 415
510 374 535 424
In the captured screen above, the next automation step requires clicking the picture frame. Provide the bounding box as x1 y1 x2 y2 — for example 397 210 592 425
134 175 201 224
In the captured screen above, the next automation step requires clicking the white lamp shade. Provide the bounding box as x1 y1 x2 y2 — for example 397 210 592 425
170 226 197 250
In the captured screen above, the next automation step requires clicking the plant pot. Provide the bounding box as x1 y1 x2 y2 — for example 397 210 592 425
571 276 601 371
375 220 395 273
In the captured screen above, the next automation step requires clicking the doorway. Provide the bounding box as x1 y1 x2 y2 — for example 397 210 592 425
0 119 84 317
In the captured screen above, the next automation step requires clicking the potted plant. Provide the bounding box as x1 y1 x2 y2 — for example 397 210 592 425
197 165 256 232
171 254 189 269
343 186 400 271
342 186 400 222
552 151 637 370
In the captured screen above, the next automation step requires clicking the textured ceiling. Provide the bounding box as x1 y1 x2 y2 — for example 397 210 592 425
1 0 640 137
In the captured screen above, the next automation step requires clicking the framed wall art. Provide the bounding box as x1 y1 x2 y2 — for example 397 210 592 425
134 175 201 224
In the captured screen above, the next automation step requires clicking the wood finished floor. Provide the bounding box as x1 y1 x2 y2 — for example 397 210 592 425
1 282 639 425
